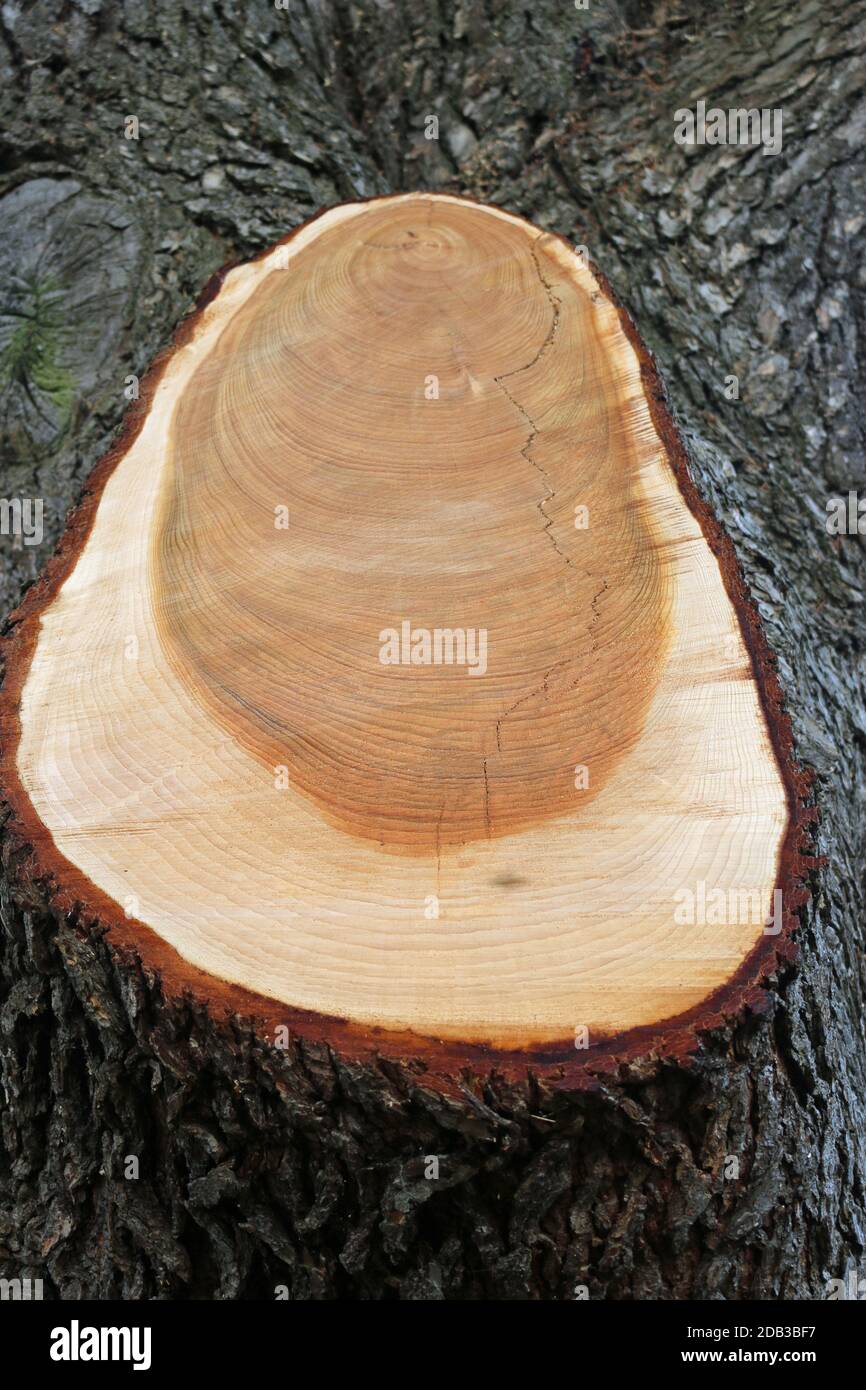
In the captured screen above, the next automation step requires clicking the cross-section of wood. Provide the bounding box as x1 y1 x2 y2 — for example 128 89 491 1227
0 193 810 1074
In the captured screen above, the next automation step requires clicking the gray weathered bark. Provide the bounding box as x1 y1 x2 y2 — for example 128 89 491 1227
1 0 865 1299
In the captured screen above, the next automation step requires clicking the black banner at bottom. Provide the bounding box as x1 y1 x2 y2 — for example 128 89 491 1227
0 1294 860 1375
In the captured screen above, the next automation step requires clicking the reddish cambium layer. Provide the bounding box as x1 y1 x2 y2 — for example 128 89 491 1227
0 195 821 1095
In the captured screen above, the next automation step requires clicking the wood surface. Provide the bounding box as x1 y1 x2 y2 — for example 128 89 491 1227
3 194 799 1059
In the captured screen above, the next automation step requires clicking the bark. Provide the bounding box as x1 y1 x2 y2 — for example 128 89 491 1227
1 0 865 1300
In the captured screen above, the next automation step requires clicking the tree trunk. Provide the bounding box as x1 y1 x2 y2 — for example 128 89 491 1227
1 0 864 1301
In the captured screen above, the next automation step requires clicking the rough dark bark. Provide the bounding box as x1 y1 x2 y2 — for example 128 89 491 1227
1 0 864 1300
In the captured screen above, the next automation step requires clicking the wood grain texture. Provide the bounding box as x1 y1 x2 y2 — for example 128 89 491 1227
4 194 798 1056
